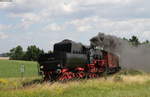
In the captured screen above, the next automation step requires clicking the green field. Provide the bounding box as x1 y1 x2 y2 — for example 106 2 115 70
0 60 38 78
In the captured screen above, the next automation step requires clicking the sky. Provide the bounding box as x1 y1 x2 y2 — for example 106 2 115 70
0 0 150 53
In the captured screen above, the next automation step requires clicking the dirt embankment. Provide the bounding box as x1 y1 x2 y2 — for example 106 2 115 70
0 57 9 60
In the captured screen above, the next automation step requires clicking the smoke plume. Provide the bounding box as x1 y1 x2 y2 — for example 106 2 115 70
90 32 150 72
90 32 122 54
120 42 150 72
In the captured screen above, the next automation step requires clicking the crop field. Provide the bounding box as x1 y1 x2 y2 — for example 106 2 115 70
0 60 38 78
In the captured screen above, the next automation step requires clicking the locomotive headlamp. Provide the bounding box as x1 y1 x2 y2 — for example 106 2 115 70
57 64 61 67
40 66 43 69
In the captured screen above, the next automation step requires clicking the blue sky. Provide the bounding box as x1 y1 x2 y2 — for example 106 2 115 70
0 0 150 53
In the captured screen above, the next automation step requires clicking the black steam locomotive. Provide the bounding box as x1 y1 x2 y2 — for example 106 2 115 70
38 39 120 81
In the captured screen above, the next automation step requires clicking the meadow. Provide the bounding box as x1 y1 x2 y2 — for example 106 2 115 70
0 74 150 97
0 60 38 78
0 60 150 97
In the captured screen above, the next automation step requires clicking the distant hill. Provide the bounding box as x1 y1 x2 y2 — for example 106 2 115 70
0 53 9 60
0 53 9 57
0 54 3 57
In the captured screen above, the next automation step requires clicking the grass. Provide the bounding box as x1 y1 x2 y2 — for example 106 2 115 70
118 69 145 76
0 60 150 97
0 74 150 97
0 60 38 78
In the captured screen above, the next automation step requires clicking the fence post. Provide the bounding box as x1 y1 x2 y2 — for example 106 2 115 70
20 64 25 79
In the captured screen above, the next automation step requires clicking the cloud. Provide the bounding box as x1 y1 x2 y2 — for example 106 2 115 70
0 24 11 31
142 31 150 40
43 23 65 32
0 0 150 53
0 32 8 39
9 12 42 29
69 16 150 40
0 0 48 13
1 0 150 20
0 2 11 9
5 0 150 29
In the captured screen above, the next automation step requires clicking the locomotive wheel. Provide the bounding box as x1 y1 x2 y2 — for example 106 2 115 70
75 71 85 79
58 72 75 81
44 72 52 81
88 73 99 79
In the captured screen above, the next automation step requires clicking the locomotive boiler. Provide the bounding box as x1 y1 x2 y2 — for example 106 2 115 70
38 39 121 81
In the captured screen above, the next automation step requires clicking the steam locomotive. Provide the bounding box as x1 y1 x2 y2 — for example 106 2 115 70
38 39 121 81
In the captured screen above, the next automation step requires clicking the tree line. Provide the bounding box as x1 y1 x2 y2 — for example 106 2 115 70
9 45 44 61
123 35 149 46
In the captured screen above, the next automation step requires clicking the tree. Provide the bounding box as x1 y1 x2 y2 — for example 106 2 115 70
142 40 149 44
123 37 128 41
48 50 53 54
24 45 44 61
129 36 140 46
9 45 24 60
